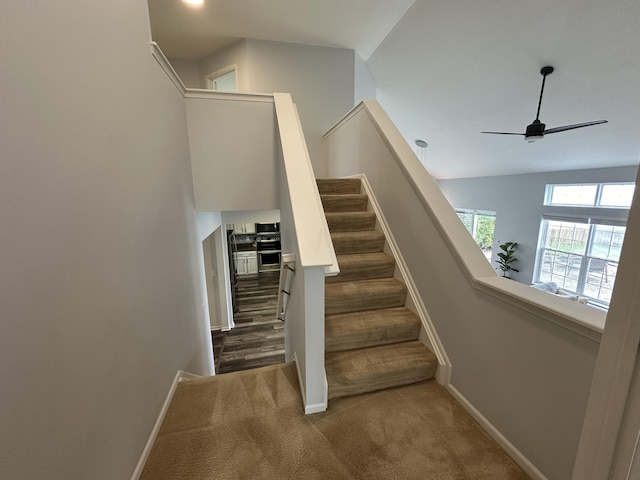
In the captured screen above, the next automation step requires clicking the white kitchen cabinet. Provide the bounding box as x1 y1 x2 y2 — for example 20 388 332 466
234 255 247 276
246 255 258 275
234 252 258 276
233 223 256 234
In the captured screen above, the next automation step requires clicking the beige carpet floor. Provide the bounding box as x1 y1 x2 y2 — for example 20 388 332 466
141 363 529 479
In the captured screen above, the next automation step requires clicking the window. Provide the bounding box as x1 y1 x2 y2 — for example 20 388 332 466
600 184 636 208
535 218 626 307
206 65 237 92
545 182 635 208
455 209 496 261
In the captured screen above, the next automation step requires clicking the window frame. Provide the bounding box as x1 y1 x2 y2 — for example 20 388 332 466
455 208 496 262
544 182 635 209
533 215 626 308
205 64 238 92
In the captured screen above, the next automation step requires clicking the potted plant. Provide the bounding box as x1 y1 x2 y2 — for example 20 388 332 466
496 242 519 278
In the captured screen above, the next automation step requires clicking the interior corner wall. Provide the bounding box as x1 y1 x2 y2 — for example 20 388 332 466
438 165 638 284
354 52 377 105
197 211 223 241
244 39 355 177
198 40 251 92
0 1 212 479
169 57 202 88
196 39 355 177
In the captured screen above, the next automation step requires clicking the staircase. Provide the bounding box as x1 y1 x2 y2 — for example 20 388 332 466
318 178 438 400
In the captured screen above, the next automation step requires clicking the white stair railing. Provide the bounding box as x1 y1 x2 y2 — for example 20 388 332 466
274 92 337 414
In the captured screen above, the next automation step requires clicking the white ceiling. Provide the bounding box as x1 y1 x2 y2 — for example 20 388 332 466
147 0 415 60
147 0 640 180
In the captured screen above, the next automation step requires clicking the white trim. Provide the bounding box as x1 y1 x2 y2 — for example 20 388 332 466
446 384 549 480
184 89 274 103
150 42 186 95
178 371 202 381
290 103 339 277
273 93 336 270
293 351 306 409
304 376 329 415
293 352 328 414
323 102 365 138
150 42 273 103
475 276 603 342
352 173 452 384
130 370 201 480
304 402 328 415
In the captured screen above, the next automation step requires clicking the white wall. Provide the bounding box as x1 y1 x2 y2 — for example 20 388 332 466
438 166 638 284
199 40 250 92
572 166 640 478
325 104 601 479
198 40 356 177
169 58 202 88
221 209 280 225
0 1 212 479
185 95 279 212
354 52 377 104
196 211 222 241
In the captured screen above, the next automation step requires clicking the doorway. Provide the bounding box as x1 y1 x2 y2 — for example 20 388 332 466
213 216 285 374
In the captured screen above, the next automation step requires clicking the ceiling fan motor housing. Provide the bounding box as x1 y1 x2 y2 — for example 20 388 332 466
524 120 546 139
525 119 545 142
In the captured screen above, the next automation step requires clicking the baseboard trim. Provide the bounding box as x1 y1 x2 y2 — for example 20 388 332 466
293 351 307 407
446 384 548 480
304 401 328 415
130 370 200 480
293 352 328 415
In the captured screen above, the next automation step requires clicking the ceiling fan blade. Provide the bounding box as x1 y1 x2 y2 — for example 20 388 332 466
481 131 525 135
544 120 608 135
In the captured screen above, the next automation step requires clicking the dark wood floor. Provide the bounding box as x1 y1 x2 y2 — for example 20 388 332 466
212 271 285 374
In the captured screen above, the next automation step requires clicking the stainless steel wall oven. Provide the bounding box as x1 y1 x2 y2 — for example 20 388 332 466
257 250 281 272
256 232 281 272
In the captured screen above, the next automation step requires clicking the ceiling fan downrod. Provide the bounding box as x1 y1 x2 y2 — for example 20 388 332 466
535 66 554 122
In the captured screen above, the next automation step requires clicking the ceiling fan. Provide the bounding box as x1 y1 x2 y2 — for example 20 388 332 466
481 66 607 143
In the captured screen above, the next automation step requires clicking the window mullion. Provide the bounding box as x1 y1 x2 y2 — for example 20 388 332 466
471 211 477 241
577 224 596 295
595 184 604 207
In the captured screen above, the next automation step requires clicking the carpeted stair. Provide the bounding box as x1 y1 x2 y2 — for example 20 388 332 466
318 178 438 400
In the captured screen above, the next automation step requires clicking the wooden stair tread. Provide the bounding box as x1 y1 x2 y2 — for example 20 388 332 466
325 278 407 315
325 307 421 352
321 194 368 212
327 252 395 283
318 176 439 403
317 178 361 194
325 211 376 232
330 231 385 254
326 341 438 399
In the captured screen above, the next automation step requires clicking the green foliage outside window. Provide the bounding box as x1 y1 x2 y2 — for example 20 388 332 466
474 215 495 250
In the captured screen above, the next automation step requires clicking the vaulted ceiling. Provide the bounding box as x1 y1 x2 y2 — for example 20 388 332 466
148 0 640 179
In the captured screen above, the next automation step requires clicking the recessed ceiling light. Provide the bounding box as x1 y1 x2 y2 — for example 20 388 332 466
415 140 428 148
183 0 204 6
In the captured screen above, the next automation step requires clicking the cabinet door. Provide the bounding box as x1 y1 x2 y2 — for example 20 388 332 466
247 255 259 275
234 255 247 276
243 223 256 234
